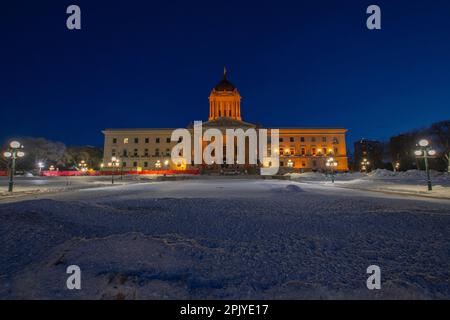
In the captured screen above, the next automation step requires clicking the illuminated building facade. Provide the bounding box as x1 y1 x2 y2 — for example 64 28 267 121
103 70 348 173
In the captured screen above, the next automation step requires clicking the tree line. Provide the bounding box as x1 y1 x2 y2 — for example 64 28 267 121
389 120 450 172
0 137 103 173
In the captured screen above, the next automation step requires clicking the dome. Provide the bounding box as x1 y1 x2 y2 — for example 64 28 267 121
214 67 236 92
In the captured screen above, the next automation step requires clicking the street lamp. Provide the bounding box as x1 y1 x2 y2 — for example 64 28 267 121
415 139 436 191
37 162 44 175
3 141 25 192
108 157 120 184
78 160 88 174
326 157 338 183
361 158 370 173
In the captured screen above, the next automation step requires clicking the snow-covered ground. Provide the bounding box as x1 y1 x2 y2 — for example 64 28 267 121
288 169 450 199
0 176 158 198
0 178 449 300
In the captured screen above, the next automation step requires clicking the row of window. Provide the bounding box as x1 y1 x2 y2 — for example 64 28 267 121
112 137 181 144
278 147 339 156
113 137 338 144
280 160 339 167
119 160 337 168
112 148 172 157
112 147 339 158
119 161 172 168
278 137 339 143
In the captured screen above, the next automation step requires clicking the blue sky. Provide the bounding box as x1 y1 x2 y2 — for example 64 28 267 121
1 0 450 148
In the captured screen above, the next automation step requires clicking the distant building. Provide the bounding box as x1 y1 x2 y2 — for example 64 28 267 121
353 139 384 171
103 70 349 173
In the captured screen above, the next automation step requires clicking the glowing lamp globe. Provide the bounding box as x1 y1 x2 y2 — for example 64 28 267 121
3 151 12 158
415 150 423 156
10 141 21 149
428 150 436 156
17 151 25 158
418 139 429 147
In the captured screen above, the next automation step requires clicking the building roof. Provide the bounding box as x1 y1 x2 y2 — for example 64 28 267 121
202 117 256 128
213 67 236 92
102 128 177 133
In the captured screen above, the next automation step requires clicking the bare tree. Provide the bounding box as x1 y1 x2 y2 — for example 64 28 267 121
430 120 450 172
14 137 68 171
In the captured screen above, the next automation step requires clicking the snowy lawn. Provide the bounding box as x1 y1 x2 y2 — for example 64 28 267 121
289 170 450 199
0 179 449 299
0 175 159 198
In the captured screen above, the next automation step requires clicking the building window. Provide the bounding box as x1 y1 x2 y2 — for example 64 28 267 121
322 137 327 143
166 137 171 143
123 149 128 157
287 160 294 167
280 161 284 167
112 149 116 156
311 137 316 142
301 148 306 155
145 138 149 143
312 160 317 167
322 148 327 154
279 147 284 154
124 138 129 144
122 161 126 167
178 137 183 143
156 138 160 143
290 137 294 142
144 149 149 157
134 149 138 157
112 138 117 144
300 137 305 142
144 162 148 168
166 149 170 156
312 148 316 155
155 148 160 156
290 147 295 155
134 138 139 144
279 138 284 142
334 148 338 155
333 137 339 144
302 161 306 167
133 162 138 167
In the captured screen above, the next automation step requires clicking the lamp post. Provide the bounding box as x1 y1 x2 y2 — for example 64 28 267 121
78 160 88 174
37 162 44 175
108 157 120 184
394 161 400 173
3 141 25 192
414 139 436 191
326 157 338 183
361 158 370 173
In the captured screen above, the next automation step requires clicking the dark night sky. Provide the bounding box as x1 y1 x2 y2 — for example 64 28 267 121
1 0 450 149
